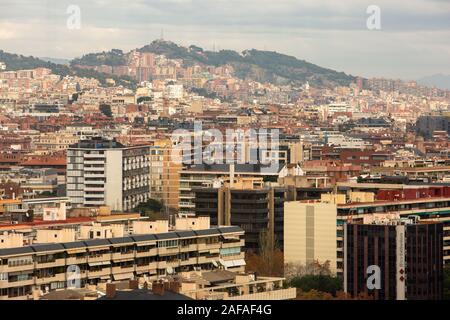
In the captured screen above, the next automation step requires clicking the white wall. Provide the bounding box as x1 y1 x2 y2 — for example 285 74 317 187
105 150 123 211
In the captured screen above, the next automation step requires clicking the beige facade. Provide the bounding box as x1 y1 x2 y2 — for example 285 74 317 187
321 193 346 204
0 226 245 300
349 191 375 203
36 229 76 244
132 220 169 234
79 223 125 239
284 202 338 274
0 233 23 249
34 133 79 151
175 216 210 231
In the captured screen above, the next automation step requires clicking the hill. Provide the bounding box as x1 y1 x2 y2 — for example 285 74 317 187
140 40 355 87
72 40 356 87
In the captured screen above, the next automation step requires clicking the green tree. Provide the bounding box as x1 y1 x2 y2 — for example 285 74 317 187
137 96 152 104
99 104 112 117
289 274 343 296
133 199 164 216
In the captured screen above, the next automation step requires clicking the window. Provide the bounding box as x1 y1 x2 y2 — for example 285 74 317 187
158 240 178 248
220 247 241 257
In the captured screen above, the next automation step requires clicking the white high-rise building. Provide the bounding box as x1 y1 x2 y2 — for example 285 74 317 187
66 137 150 211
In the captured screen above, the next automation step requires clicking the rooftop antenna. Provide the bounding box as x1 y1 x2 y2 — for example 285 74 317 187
160 28 164 40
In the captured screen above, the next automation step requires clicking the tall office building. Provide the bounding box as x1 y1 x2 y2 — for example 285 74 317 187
344 216 443 300
66 137 150 211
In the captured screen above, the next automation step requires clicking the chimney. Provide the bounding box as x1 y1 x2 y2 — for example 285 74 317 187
152 281 165 296
106 283 116 299
129 280 138 290
169 281 181 293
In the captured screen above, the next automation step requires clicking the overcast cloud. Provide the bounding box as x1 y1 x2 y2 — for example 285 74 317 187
0 0 449 80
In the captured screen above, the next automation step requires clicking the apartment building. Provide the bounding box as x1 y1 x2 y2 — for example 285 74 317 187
0 221 245 300
149 139 181 210
344 217 443 300
284 202 338 274
180 164 282 215
66 137 150 212
336 197 450 264
193 177 286 251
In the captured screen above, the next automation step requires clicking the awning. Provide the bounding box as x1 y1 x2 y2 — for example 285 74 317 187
222 235 240 240
88 261 111 267
67 249 87 254
232 259 246 267
219 259 234 268
112 257 135 263
219 259 246 268
113 273 134 281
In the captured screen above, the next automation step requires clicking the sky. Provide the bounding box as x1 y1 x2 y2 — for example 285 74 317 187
0 0 449 80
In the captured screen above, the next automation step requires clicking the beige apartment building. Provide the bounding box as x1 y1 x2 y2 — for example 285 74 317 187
149 139 181 211
284 201 338 274
0 218 245 300
34 133 80 152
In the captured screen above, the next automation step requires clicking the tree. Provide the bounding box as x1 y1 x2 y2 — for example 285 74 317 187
444 265 450 300
289 274 342 296
284 260 333 280
296 289 334 300
245 230 284 277
99 104 112 117
133 199 164 217
137 96 152 104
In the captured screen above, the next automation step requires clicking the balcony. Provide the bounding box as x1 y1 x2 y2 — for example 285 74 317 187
0 278 34 288
85 179 105 185
34 273 66 285
35 258 66 269
84 166 105 172
221 252 245 261
157 261 167 269
84 173 105 179
135 264 149 273
221 240 245 249
158 247 180 255
0 263 34 273
198 243 221 251
166 260 180 268
87 268 111 279
147 262 158 272
112 265 135 274
136 248 158 258
83 160 105 165
198 256 216 264
84 187 105 192
179 244 198 252
87 254 111 263
112 252 135 261
84 154 105 159
180 257 197 266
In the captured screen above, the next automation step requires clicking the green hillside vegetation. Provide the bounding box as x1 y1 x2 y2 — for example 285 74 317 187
72 40 356 87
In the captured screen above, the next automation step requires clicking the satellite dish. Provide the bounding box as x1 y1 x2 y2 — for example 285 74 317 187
166 267 174 275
